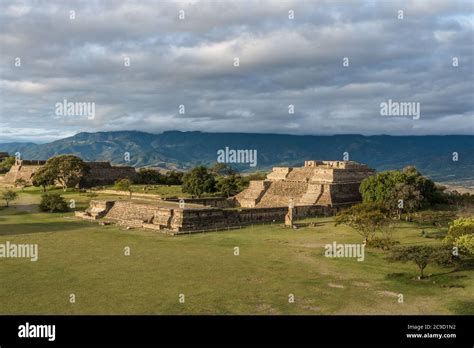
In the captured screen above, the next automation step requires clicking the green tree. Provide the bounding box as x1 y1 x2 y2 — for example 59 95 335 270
335 202 392 243
14 178 28 191
115 178 133 198
137 168 166 185
39 193 68 212
388 245 454 279
40 155 89 191
388 182 423 220
32 165 56 192
164 170 183 185
403 166 438 204
0 156 15 174
1 189 18 207
216 174 242 197
360 166 439 213
182 166 216 198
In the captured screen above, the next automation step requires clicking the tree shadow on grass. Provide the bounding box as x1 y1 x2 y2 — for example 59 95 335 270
0 204 40 214
0 221 89 236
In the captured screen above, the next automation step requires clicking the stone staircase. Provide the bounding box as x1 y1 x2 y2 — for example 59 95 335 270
299 183 325 205
256 181 308 207
235 180 270 207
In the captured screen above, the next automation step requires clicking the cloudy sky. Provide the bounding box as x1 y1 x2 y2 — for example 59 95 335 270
0 0 473 142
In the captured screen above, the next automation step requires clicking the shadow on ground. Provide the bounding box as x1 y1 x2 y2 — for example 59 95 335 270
0 221 88 236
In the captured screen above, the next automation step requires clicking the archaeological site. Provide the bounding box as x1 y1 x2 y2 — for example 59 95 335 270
77 160 375 235
0 158 136 188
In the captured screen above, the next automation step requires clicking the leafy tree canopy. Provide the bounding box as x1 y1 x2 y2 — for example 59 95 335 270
388 245 454 279
335 202 392 242
360 166 440 213
40 155 89 191
1 189 18 207
182 166 216 198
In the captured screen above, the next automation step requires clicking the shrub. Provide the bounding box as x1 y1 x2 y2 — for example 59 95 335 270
367 237 400 250
136 168 165 185
411 211 457 227
454 234 474 256
444 217 474 245
39 193 68 212
14 178 28 190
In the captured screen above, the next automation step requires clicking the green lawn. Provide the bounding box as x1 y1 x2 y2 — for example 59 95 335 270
0 189 472 315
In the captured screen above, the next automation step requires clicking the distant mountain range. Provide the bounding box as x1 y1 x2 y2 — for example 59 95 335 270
0 131 473 182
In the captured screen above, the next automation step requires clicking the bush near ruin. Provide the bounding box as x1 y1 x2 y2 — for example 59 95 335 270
114 178 133 198
135 168 183 185
360 166 443 216
454 234 474 256
39 193 69 213
14 178 28 190
182 166 216 198
216 174 244 198
0 156 15 174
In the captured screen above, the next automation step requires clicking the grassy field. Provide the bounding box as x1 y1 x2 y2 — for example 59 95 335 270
0 188 473 315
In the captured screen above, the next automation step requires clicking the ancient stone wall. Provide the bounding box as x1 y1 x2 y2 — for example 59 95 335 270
2 160 136 187
78 199 338 234
328 182 363 204
164 197 236 208
159 204 337 233
80 162 137 187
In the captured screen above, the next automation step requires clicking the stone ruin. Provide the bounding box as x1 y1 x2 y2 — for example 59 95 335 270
75 199 336 235
76 160 375 235
0 158 136 187
235 160 375 208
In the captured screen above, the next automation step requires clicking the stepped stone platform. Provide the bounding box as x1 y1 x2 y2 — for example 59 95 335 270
235 160 375 208
76 199 336 235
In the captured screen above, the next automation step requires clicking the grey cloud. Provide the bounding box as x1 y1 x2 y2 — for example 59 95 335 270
0 0 473 142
